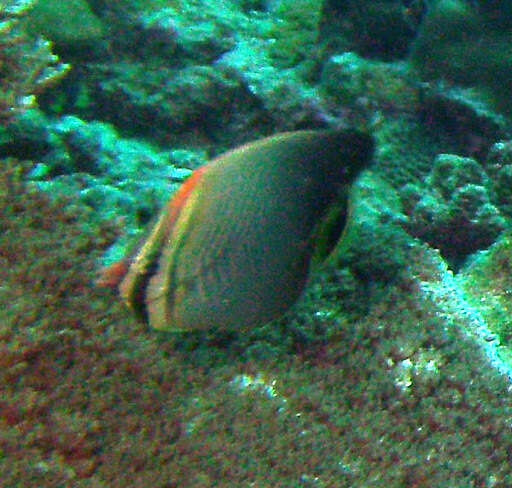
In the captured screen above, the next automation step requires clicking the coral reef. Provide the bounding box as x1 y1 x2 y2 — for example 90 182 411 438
417 86 508 162
95 64 247 143
2 111 194 249
137 6 235 63
485 140 512 218
319 52 420 120
88 0 334 145
318 0 423 61
457 233 512 348
3 160 512 487
409 0 512 113
4 0 512 485
265 0 322 69
336 171 411 284
0 0 69 123
21 0 104 48
401 153 506 264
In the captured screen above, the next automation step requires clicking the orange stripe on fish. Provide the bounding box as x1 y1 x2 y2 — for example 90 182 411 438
96 259 129 288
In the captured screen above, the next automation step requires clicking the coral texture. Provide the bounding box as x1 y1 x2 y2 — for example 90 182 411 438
0 0 69 123
401 153 506 264
2 165 512 486
3 0 512 485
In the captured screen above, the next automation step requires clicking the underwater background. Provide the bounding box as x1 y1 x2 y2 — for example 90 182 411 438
4 0 512 485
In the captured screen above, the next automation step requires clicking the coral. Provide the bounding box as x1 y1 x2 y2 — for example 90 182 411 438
4 156 512 486
133 7 235 64
409 0 512 115
265 0 322 69
94 63 247 143
22 0 104 47
417 86 507 162
0 157 120 482
485 140 512 218
318 0 421 61
401 154 506 264
86 0 354 146
8 113 195 260
458 233 512 347
0 0 69 123
337 172 412 284
320 52 420 118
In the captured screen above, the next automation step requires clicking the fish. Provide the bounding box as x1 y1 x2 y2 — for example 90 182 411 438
98 128 374 331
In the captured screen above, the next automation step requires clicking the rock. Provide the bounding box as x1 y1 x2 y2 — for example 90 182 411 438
402 153 506 265
23 0 104 47
319 0 421 61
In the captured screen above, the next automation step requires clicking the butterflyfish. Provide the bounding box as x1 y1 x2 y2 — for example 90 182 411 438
98 129 374 331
